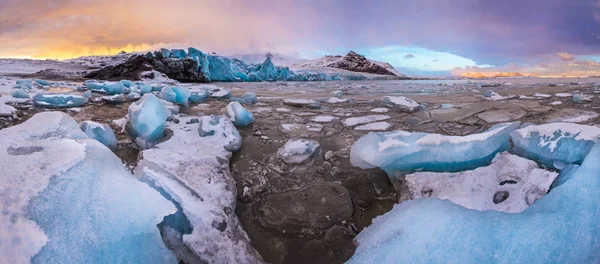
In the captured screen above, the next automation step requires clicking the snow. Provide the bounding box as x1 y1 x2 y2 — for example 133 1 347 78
354 122 392 131
284 98 320 107
533 93 552 98
128 94 170 148
134 115 261 263
279 139 320 164
349 141 600 264
350 122 520 176
549 101 563 106
225 101 254 127
0 103 17 117
555 93 572 97
276 107 291 112
406 152 557 213
0 112 176 264
311 115 338 123
511 123 600 168
381 96 422 112
343 115 391 127
370 108 389 113
79 120 118 149
326 97 349 103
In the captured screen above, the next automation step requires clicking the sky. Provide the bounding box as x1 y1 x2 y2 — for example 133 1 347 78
1 0 600 77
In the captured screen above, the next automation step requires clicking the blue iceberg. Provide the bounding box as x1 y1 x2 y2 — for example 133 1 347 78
187 47 206 59
349 140 600 264
161 86 190 106
350 122 520 178
85 82 105 92
128 94 170 148
510 123 600 169
16 79 33 89
138 84 153 95
241 92 258 104
171 49 187 58
120 80 133 88
33 93 88 108
11 89 30 99
225 101 254 127
160 48 171 58
34 79 51 86
103 82 125 95
189 86 210 103
80 120 118 149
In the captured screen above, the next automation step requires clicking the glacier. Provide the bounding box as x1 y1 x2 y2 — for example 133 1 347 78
349 140 600 263
510 123 600 169
128 94 170 148
350 122 520 178
225 101 254 127
79 120 118 149
0 112 177 264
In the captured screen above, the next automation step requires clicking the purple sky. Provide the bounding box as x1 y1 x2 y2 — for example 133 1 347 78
1 0 599 76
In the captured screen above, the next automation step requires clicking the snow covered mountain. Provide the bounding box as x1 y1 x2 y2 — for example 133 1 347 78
229 52 300 67
291 51 406 77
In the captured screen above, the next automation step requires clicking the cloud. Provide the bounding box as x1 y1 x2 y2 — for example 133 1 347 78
557 52 575 61
404 54 415 59
452 57 600 77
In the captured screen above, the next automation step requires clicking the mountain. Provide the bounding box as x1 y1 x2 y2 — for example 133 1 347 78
228 53 300 67
292 51 406 77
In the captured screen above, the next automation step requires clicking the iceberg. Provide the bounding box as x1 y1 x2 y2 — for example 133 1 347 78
120 80 133 88
187 47 206 59
279 139 321 164
189 86 210 103
102 82 125 95
79 120 118 149
0 112 176 264
331 90 343 98
171 49 187 58
406 152 558 213
510 123 600 169
11 89 29 99
225 101 254 127
138 84 153 94
82 90 92 98
128 94 170 148
34 79 50 86
85 82 105 92
160 48 172 58
241 92 258 104
349 140 600 264
198 115 242 152
209 87 232 99
350 122 520 178
33 93 88 108
102 94 124 104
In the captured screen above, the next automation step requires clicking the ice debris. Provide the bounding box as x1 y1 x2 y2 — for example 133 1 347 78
382 96 422 112
128 94 170 148
33 93 88 108
350 122 520 177
279 139 321 164
354 121 392 131
161 86 190 106
343 115 390 127
79 120 118 149
198 115 242 152
225 101 254 127
11 89 29 99
189 87 210 103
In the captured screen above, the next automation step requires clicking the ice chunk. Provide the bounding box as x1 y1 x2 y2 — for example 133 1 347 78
138 84 153 94
350 122 520 177
171 49 187 58
546 109 599 123
85 82 105 92
511 123 600 168
102 94 124 104
161 86 190 106
0 103 17 116
187 47 206 59
349 141 600 264
549 101 562 106
206 55 249 82
120 80 133 88
241 92 258 104
343 115 390 127
82 90 92 98
128 94 170 148
440 103 455 109
370 108 389 113
354 121 392 131
533 93 551 98
311 115 338 123
198 115 242 152
279 139 320 164
160 48 172 58
134 116 263 263
482 90 509 100
102 82 125 95
283 98 320 108
209 87 232 99
33 93 88 108
330 90 343 98
382 96 423 112
34 79 50 86
224 101 254 127
406 152 558 213
189 87 210 103
11 89 29 98
555 92 571 97
79 120 118 149
326 97 349 103
0 112 176 264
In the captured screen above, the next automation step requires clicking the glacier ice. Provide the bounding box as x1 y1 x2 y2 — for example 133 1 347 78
160 48 172 58
510 123 600 169
189 86 210 103
161 86 190 106
187 47 206 59
343 115 390 127
102 82 125 95
406 152 558 213
82 90 92 98
0 112 176 264
209 87 232 99
241 92 258 104
134 115 263 263
331 90 343 98
350 122 520 178
279 139 321 164
381 96 423 112
349 140 600 264
11 89 29 99
79 120 118 149
34 79 50 86
128 94 170 148
225 101 254 127
33 93 88 108
102 94 124 104
120 79 133 88
198 115 242 152
139 84 153 94
171 49 187 58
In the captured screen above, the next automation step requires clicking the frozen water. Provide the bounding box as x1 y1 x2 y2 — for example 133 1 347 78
33 93 88 108
311 115 338 123
549 101 563 106
533 93 552 98
135 116 263 263
406 152 558 213
547 109 599 123
161 86 190 106
225 101 254 127
279 139 320 164
139 84 153 94
189 87 210 103
555 92 571 97
350 122 520 177
370 108 389 113
511 123 600 168
171 49 187 58
102 82 125 95
102 94 124 104
79 120 118 149
209 87 232 99
34 79 50 86
284 98 320 108
0 112 176 264
326 97 349 103
0 103 17 116
11 89 29 98
120 80 133 88
381 96 422 112
82 90 92 98
354 121 392 131
343 115 390 127
198 115 242 151
349 141 600 264
330 90 343 98
128 94 170 148
241 92 258 104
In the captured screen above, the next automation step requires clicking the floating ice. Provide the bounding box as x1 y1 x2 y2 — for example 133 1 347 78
33 93 88 108
533 93 552 98
482 90 510 100
350 122 520 177
189 87 210 103
34 79 50 86
406 152 557 213
82 90 92 98
161 86 190 106
440 103 455 109
120 80 133 88
354 121 392 131
279 139 321 164
79 120 118 149
198 115 242 152
102 94 124 104
0 112 176 264
128 94 170 148
225 101 254 127
11 89 29 98
382 96 422 112
102 82 125 95
138 84 153 94
241 92 258 104
511 123 600 168
555 93 571 97
209 87 232 99
85 82 105 92
549 101 563 106
547 109 599 123
343 115 390 127
349 141 600 264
